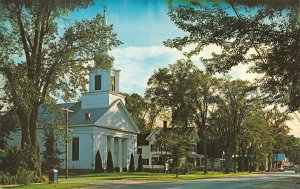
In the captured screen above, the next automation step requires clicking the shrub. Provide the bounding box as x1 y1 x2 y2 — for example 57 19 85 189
122 167 128 172
42 125 63 172
129 153 135 172
137 154 143 172
95 150 104 173
0 171 15 185
114 167 120 172
15 167 35 185
0 146 35 175
34 175 48 183
106 151 114 172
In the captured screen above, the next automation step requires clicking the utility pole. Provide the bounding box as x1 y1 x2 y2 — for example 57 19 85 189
62 108 74 179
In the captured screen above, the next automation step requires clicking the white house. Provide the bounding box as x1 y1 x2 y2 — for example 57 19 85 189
137 122 203 170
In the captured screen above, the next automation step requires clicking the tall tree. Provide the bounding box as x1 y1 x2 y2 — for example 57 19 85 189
146 59 198 127
122 93 149 133
155 127 195 177
165 0 300 111
191 72 219 174
0 0 121 175
209 78 258 173
264 107 291 169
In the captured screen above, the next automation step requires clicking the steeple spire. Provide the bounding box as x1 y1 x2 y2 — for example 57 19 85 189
103 5 107 26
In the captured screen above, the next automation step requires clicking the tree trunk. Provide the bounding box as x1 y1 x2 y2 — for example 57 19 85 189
29 107 41 177
203 136 208 174
20 115 31 148
224 146 233 174
19 106 41 177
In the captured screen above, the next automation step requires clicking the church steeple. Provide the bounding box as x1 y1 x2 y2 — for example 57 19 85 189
81 6 124 109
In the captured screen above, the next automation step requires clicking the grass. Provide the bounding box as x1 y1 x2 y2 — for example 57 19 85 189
5 183 95 189
66 171 254 181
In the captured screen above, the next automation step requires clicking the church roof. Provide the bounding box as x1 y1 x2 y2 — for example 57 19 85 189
68 107 109 125
38 102 109 126
37 99 139 134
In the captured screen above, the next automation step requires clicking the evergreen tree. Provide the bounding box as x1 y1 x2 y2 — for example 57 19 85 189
129 153 135 172
106 151 114 172
42 127 63 171
95 151 103 173
137 154 143 172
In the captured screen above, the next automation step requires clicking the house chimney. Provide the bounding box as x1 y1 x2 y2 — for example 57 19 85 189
163 121 167 129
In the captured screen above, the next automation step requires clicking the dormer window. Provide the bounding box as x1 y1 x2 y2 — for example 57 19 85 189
85 112 91 120
95 75 101 90
111 76 115 92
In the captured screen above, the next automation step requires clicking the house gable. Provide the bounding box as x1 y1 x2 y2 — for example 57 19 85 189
95 100 140 134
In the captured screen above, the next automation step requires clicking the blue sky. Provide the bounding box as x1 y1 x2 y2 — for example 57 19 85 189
65 0 259 96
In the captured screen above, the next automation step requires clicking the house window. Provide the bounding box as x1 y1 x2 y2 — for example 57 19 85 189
111 76 115 92
151 144 159 152
137 148 142 154
152 157 163 165
95 75 101 90
72 137 79 161
142 159 149 165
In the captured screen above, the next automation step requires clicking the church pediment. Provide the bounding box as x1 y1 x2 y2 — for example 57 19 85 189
95 100 140 134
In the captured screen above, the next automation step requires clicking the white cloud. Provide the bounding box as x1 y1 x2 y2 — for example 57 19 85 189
111 46 184 95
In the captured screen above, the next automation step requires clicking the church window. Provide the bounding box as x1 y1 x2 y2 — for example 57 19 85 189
85 112 91 120
95 75 101 90
142 159 149 165
111 76 115 92
72 137 79 161
137 148 142 154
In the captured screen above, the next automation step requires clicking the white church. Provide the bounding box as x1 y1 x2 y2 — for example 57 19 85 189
7 9 140 172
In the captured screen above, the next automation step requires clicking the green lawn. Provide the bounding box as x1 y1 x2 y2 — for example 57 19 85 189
67 171 253 181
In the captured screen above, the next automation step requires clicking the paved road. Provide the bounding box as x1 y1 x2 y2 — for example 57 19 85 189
102 171 300 189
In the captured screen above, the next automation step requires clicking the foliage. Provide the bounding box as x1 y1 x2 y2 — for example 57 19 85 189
106 151 114 173
137 154 143 172
146 59 199 126
0 146 35 175
155 127 195 176
165 1 300 111
122 93 149 133
0 147 36 184
0 171 15 185
237 111 273 172
285 136 300 165
95 150 104 173
15 167 35 185
209 78 259 173
0 106 18 149
42 124 64 171
129 153 135 172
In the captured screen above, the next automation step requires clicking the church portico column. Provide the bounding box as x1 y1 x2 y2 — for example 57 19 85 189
109 136 114 164
118 138 123 172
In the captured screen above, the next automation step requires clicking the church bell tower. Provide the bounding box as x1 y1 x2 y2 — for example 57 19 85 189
81 7 125 109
